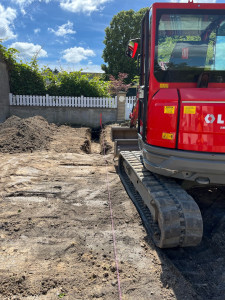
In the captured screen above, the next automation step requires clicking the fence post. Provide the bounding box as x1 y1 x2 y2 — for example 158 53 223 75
9 93 13 105
116 91 126 122
46 94 49 106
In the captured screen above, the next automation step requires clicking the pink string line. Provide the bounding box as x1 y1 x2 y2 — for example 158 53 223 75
100 115 122 300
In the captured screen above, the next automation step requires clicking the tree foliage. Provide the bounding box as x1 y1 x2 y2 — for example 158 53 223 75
10 63 46 95
108 73 130 95
0 43 46 95
102 8 148 82
45 71 110 97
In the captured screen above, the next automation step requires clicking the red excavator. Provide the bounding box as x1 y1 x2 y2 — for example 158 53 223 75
112 1 225 248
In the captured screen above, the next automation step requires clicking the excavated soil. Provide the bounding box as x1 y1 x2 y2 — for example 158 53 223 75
0 116 56 153
0 116 225 300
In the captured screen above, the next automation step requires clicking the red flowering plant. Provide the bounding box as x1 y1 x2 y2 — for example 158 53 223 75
108 72 131 96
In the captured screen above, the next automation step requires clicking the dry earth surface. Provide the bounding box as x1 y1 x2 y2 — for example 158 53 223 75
1 116 225 300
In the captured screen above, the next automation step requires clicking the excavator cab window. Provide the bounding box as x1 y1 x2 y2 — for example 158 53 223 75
139 10 151 87
138 9 151 140
215 21 225 70
154 9 225 83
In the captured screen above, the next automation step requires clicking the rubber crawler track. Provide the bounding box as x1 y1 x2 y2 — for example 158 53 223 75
118 151 203 248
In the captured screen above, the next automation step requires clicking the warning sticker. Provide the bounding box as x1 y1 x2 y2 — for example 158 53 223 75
164 106 175 114
184 106 196 114
162 133 174 140
160 83 169 88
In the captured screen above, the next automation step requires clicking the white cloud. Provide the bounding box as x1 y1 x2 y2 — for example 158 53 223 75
48 21 76 37
10 42 48 58
0 4 17 41
62 46 95 63
34 28 41 34
12 0 51 5
12 0 35 5
12 0 52 14
11 0 111 14
171 0 216 2
60 0 111 14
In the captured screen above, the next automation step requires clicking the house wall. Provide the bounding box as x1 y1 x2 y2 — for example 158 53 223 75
0 61 10 123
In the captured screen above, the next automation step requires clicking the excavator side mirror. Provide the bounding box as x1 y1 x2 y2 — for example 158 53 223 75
126 40 139 58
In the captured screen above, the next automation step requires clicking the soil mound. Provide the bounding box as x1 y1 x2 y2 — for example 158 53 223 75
0 115 56 153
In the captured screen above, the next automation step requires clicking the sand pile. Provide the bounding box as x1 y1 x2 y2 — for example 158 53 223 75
0 115 56 153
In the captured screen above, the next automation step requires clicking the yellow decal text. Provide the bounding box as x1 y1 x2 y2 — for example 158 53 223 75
164 106 175 114
184 106 196 114
162 133 174 140
160 83 169 88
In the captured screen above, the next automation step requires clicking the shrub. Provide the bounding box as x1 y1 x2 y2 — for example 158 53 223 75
46 71 110 97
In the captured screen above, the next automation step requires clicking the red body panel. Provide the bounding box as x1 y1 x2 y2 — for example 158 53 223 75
146 89 178 148
178 89 225 152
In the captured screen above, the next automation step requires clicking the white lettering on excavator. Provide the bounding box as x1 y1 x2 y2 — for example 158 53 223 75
205 114 225 124
217 114 224 124
205 114 215 124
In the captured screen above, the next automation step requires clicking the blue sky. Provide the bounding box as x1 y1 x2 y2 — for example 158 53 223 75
0 0 152 73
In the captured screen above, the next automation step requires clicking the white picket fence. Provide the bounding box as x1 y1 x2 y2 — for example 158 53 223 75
9 93 137 120
9 93 117 108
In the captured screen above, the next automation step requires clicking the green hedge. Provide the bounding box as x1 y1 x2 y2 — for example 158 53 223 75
45 71 109 97
0 44 109 97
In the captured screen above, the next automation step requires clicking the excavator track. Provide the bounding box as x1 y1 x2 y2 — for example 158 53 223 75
118 151 203 248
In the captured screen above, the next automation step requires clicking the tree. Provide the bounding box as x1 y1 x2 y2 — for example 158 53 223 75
108 72 130 95
102 8 148 82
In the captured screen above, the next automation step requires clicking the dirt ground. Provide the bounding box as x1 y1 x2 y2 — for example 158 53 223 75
0 116 224 299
